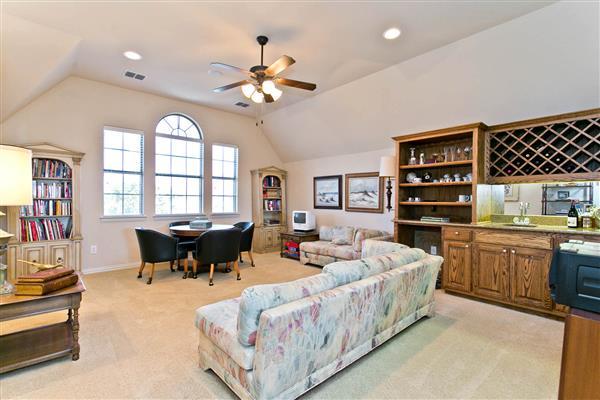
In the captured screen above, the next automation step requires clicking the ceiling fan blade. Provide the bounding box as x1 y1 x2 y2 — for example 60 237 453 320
276 77 317 91
212 80 251 93
265 55 295 76
264 93 275 103
210 62 255 77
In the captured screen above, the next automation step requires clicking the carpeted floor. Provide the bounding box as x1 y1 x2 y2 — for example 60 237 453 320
1 252 564 399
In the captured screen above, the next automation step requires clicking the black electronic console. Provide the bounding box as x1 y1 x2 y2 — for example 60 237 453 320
549 240 600 314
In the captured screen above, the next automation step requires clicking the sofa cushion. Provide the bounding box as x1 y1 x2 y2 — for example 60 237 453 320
352 228 391 252
331 226 355 245
319 226 335 241
361 239 409 258
195 297 255 370
323 248 428 286
237 273 337 346
300 241 357 260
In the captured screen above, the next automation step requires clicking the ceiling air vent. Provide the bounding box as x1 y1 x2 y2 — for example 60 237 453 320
124 71 146 80
235 102 249 108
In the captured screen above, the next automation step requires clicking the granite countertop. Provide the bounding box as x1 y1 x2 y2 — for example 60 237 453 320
473 221 600 236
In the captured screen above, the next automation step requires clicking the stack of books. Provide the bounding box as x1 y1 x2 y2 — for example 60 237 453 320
420 216 450 223
15 268 78 296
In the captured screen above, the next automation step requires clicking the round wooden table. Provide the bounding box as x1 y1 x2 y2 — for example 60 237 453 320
169 224 235 238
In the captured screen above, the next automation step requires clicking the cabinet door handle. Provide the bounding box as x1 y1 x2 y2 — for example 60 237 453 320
502 249 507 253
511 249 516 254
454 231 459 235
465 244 469 248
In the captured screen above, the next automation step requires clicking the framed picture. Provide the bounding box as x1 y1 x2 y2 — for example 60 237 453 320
557 190 570 200
313 175 343 209
345 172 384 213
504 184 519 201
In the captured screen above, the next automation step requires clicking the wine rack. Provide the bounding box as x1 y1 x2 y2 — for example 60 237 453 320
486 110 600 183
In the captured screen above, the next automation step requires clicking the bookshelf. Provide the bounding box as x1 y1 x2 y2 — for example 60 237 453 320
6 143 84 279
251 166 287 253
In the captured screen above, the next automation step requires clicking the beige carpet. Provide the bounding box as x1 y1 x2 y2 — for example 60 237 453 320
1 252 564 399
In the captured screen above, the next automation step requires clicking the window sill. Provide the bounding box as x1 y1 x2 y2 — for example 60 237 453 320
210 213 240 217
153 214 205 220
100 215 147 221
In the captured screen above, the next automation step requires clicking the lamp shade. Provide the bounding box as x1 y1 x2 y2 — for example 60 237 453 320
379 155 396 177
0 145 33 206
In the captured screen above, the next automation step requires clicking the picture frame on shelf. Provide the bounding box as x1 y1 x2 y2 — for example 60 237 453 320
313 175 343 209
557 190 570 200
345 172 383 213
504 184 519 202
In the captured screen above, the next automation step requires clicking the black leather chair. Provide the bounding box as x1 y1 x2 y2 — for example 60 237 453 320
192 228 242 286
135 228 188 284
234 222 255 267
169 221 195 270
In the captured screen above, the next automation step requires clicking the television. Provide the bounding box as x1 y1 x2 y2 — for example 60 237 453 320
292 210 316 232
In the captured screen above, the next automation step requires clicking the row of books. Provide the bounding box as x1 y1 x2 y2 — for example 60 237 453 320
262 188 281 198
264 199 281 211
32 158 72 179
20 218 70 242
20 200 72 217
262 176 281 188
16 268 78 296
32 181 72 199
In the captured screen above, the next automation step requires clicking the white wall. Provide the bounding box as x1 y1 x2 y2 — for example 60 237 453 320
0 77 282 272
279 1 599 231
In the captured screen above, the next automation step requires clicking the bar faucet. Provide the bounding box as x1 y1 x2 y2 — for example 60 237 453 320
516 202 530 225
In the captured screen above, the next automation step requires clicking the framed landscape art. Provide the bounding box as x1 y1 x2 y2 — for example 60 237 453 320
345 172 383 213
313 175 343 209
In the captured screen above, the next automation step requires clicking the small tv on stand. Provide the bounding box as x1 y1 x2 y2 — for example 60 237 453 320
293 210 316 232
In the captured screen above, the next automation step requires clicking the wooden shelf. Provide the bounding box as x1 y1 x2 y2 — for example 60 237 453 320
32 177 72 181
20 215 72 219
398 160 472 170
398 181 472 187
33 198 72 201
398 201 472 207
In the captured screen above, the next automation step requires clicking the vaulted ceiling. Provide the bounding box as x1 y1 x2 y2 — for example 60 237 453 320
1 1 554 121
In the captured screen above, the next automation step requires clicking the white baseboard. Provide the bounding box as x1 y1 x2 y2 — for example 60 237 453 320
83 262 138 275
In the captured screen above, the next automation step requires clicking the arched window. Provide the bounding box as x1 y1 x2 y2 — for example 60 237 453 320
155 114 204 215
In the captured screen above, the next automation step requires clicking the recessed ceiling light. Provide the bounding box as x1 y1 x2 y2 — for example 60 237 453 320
123 51 142 61
383 27 401 40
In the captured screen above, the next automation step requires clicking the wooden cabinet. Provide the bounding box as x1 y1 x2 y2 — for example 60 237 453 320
472 243 510 301
510 247 552 310
251 166 287 253
443 240 471 293
48 242 71 267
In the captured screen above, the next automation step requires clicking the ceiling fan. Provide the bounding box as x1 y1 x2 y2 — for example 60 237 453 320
211 35 317 104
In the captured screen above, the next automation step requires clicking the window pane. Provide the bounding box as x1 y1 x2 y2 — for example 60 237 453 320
187 158 200 176
179 116 193 132
156 137 171 155
104 130 122 149
187 177 200 195
104 172 123 194
186 125 201 139
156 195 171 214
123 195 141 215
156 176 171 195
172 157 186 175
156 155 171 174
123 132 141 152
172 196 186 214
224 179 234 196
187 141 201 158
166 115 180 130
172 139 186 157
212 196 223 213
212 160 223 177
104 149 123 170
213 179 224 196
123 174 141 194
156 119 172 135
223 161 234 178
223 146 235 162
223 196 235 213
172 177 186 195
187 196 200 214
213 145 223 161
123 150 141 172
104 194 122 215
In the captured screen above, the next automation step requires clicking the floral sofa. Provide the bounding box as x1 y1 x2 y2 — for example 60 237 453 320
195 240 443 400
299 225 393 266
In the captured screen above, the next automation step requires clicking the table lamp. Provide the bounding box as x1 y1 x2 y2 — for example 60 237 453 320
379 155 396 212
0 145 33 294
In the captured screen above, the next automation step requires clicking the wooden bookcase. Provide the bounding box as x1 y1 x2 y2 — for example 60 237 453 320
251 166 287 253
6 144 84 279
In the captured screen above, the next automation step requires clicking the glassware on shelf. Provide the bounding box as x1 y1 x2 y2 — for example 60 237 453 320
443 147 449 162
408 148 417 165
464 146 472 160
419 152 425 165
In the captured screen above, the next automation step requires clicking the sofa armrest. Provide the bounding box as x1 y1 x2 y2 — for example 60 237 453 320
361 238 408 258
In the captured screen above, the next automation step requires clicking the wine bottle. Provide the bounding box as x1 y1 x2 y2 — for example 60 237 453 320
567 201 579 228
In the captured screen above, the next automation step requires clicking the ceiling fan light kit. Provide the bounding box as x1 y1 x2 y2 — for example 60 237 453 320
211 35 316 105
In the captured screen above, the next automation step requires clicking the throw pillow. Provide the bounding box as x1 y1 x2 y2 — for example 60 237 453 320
331 226 355 245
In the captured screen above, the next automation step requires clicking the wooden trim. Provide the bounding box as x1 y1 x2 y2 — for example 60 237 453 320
398 201 471 207
344 172 384 213
397 181 471 187
392 122 487 142
487 108 600 132
487 173 600 184
398 160 472 169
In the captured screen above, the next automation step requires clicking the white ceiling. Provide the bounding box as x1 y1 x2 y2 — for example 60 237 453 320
1 1 553 120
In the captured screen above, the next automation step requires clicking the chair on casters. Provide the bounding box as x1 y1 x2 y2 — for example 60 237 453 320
234 221 255 267
190 228 242 286
169 221 194 270
135 228 188 284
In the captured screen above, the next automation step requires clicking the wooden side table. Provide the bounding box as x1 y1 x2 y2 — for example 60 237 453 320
280 230 320 260
0 275 85 374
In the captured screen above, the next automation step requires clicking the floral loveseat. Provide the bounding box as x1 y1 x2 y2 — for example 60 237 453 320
299 225 393 266
195 240 442 400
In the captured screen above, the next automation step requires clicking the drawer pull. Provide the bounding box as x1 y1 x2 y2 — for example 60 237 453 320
455 231 459 235
502 249 507 253
511 249 516 254
465 244 469 248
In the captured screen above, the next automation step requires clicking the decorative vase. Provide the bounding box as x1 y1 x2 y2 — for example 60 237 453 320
0 263 14 295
